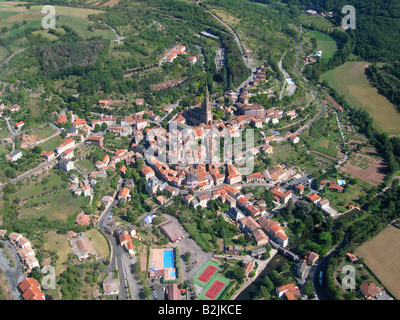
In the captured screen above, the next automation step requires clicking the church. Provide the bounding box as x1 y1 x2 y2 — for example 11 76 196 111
185 86 213 126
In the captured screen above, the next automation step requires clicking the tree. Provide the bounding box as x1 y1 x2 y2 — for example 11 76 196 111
95 124 101 132
101 122 108 131
33 146 42 154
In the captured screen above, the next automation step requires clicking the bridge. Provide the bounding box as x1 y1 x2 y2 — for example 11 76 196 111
269 240 300 262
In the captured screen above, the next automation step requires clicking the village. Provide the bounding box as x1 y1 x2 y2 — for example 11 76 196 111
0 52 392 301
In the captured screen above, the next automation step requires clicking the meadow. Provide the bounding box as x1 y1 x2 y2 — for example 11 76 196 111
306 29 338 61
321 61 400 134
356 226 400 299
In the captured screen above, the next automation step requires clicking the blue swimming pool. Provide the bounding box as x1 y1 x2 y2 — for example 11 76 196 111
163 250 174 268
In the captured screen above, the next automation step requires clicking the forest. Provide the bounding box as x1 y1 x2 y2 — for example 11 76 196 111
366 63 400 111
284 0 400 62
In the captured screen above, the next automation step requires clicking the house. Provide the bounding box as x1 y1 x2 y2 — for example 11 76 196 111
267 167 288 182
75 212 90 226
258 216 289 247
227 165 242 184
196 193 210 208
188 56 198 65
18 278 45 300
42 151 55 162
306 193 321 204
15 121 24 130
243 261 254 278
58 159 74 172
183 194 195 205
141 166 155 180
156 196 168 205
56 138 75 155
8 232 22 245
119 165 127 175
56 114 67 126
86 136 103 148
73 118 87 128
18 246 35 260
135 119 148 130
60 148 74 160
317 198 330 210
164 185 179 197
145 177 161 194
346 253 359 264
276 283 301 300
17 237 31 249
225 245 243 255
103 273 120 296
360 281 380 300
118 187 130 203
305 251 319 266
24 255 40 270
74 236 96 261
101 196 114 208
295 184 305 195
270 185 292 204
328 182 344 193
7 150 22 162
297 260 308 280
240 216 269 246
289 135 300 144
8 104 21 112
246 172 266 183
261 144 273 155
119 234 134 255
0 229 6 238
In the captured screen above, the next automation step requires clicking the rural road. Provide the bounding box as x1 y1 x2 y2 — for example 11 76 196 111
0 241 25 300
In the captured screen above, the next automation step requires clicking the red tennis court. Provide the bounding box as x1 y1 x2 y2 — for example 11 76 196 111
197 265 218 283
204 280 225 300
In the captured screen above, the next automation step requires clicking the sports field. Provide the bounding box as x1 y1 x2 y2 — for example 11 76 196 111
193 260 221 287
193 260 231 300
356 226 400 299
197 265 218 283
198 274 231 301
321 61 400 134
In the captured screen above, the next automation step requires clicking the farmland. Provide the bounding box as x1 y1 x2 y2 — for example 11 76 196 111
356 226 400 299
321 61 400 134
305 29 338 61
5 170 89 221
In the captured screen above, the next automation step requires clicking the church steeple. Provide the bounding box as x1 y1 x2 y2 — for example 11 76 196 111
202 83 213 125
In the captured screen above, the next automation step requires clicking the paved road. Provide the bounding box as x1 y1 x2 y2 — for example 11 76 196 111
312 235 348 300
0 241 25 300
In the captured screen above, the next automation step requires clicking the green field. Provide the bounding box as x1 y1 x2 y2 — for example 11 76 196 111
29 126 57 140
39 135 64 151
299 13 334 30
7 171 89 221
306 29 338 61
0 3 115 42
321 61 400 134
314 138 340 159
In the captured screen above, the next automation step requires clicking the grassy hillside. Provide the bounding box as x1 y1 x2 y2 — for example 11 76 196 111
321 61 400 135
